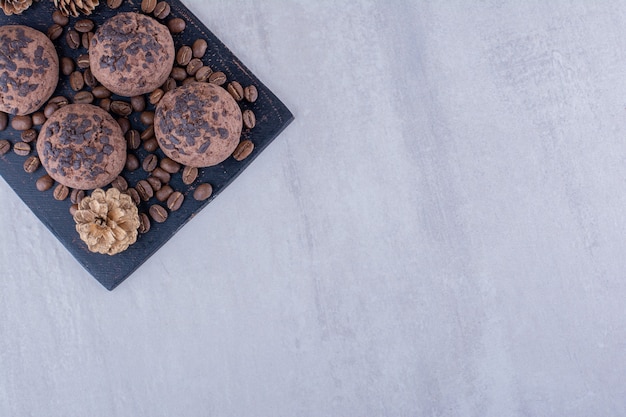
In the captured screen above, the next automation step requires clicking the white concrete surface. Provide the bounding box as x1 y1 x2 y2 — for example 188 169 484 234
2 0 626 416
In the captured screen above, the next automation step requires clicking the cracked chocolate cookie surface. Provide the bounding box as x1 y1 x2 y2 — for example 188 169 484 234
0 25 59 116
37 104 127 190
154 82 242 167
89 12 175 97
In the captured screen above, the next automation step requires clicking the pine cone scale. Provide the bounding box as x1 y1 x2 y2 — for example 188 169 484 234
74 188 140 255
53 0 99 17
0 0 33 15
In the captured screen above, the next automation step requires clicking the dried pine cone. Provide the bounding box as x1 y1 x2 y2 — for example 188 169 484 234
0 0 33 15
53 0 99 17
74 188 140 255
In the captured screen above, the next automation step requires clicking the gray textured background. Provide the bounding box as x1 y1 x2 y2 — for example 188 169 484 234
2 1 626 416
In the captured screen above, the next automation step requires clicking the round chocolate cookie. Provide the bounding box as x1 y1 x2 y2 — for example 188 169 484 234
89 12 175 97
154 82 242 167
0 25 59 116
37 104 126 190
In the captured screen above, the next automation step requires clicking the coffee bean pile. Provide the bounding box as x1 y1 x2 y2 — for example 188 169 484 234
0 0 260 241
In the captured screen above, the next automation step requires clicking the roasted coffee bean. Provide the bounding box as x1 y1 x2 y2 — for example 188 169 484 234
195 66 212 82
77 54 90 69
81 32 94 49
69 204 78 216
49 96 69 107
70 71 85 91
149 89 164 105
141 0 157 14
92 85 111 99
131 95 146 112
66 30 80 49
13 142 30 156
160 157 180 174
11 115 32 131
182 77 196 86
74 91 94 104
232 140 254 161
91 85 112 99
47 24 63 41
111 176 128 192
167 18 185 34
193 183 213 201
60 57 75 76
53 184 70 201
136 180 154 201
182 166 198 185
244 85 258 103
143 137 159 152
107 0 123 9
0 140 10 155
20 129 37 143
99 98 112 112
151 167 171 184
110 100 132 116
14 139 30 156
192 38 208 58
208 71 226 85
167 191 184 211
117 117 131 135
44 103 59 118
70 188 85 204
153 1 170 19
125 153 140 170
138 212 151 233
52 10 69 26
23 156 40 173
155 184 174 202
163 77 177 92
149 204 168 223
170 66 187 81
147 176 162 192
36 174 54 192
0 112 7 131
75 19 94 33
83 69 97 87
243 110 256 129
126 188 141 206
186 58 203 76
140 125 155 141
125 130 141 150
176 45 192 66
140 111 154 125
143 153 158 172
227 81 244 101
31 112 46 126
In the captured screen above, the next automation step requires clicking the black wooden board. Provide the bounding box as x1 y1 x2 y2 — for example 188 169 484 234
0 0 293 290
